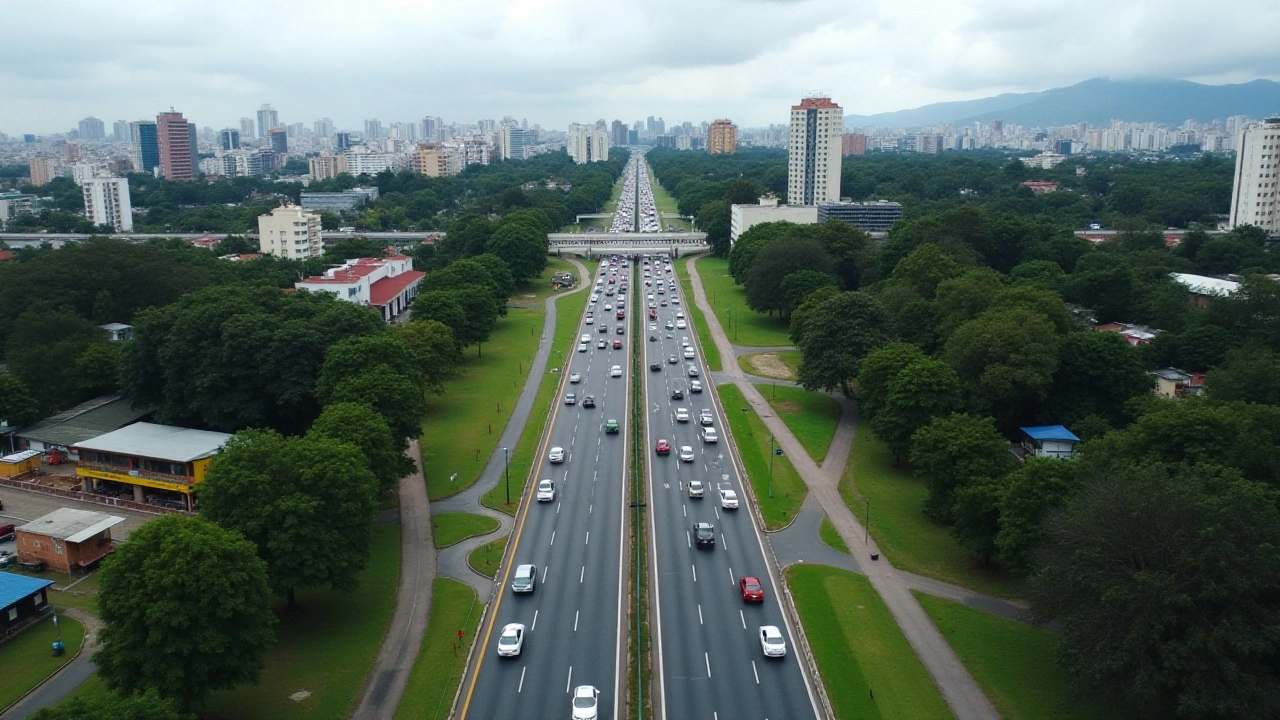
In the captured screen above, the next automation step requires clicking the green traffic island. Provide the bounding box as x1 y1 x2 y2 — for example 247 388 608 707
432 512 500 549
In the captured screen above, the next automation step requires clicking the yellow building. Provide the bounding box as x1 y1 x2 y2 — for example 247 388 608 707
308 154 347 181
74 422 232 511
413 144 458 177
709 119 737 155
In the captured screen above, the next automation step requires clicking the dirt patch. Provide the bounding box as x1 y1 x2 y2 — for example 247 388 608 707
773 401 801 414
745 352 794 380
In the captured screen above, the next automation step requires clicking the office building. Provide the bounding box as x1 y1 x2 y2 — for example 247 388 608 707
420 116 440 142
256 104 278 139
1228 116 1280 233
335 132 352 151
258 204 322 260
729 194 818 243
78 117 105 142
218 128 240 151
708 119 737 154
300 187 379 212
364 119 383 140
130 121 160 174
500 123 528 161
81 176 133 232
309 155 348 181
611 120 628 147
27 158 58 186
841 133 867 156
787 96 843 205
156 111 194 180
566 123 608 164
816 200 903 232
269 128 288 154
239 117 255 141
112 120 131 142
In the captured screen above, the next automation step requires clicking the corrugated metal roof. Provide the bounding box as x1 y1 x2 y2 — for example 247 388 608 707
18 396 153 449
0 571 54 609
72 422 231 462
17 507 126 542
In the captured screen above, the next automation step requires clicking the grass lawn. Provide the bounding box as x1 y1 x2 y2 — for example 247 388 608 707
717 384 805 529
915 593 1127 720
480 275 590 515
422 259 581 501
467 535 508 578
204 522 400 720
675 257 722 371
819 517 850 554
394 579 484 720
754 383 842 465
787 565 953 720
48 572 100 613
0 614 85 709
842 432 1022 599
777 350 802 377
738 352 795 380
432 512 499 549
693 256 792 348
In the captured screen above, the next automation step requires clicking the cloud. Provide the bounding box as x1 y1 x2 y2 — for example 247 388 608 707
1 0 1277 134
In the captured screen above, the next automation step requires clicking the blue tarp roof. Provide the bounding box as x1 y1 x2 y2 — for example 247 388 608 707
0 571 55 609
1021 425 1080 442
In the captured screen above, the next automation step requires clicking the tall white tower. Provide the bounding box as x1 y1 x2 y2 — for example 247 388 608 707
787 96 843 206
82 176 133 232
1229 116 1280 233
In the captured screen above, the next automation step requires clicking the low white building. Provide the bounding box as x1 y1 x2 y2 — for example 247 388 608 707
81 176 132 232
258 204 322 260
295 255 426 322
729 194 817 244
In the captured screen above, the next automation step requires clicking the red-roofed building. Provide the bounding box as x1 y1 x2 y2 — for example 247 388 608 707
0 250 14 263
295 255 424 322
189 236 221 250
1021 181 1059 194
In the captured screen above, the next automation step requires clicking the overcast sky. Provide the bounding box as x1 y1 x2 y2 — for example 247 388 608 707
3 0 1279 135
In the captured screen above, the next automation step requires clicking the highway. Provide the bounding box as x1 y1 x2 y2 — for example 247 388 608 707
457 261 632 719
640 255 822 720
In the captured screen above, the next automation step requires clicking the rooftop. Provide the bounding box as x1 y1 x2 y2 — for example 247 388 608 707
1021 425 1081 443
17 507 126 543
73 422 232 462
0 571 54 609
18 395 152 449
369 270 426 306
1170 272 1241 296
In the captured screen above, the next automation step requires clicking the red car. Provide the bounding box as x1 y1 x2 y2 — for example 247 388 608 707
616 310 625 320
740 576 764 602
655 439 671 455
649 310 657 319
613 339 622 349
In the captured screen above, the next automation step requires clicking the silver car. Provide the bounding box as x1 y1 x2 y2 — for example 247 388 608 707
536 479 555 502
511 564 537 593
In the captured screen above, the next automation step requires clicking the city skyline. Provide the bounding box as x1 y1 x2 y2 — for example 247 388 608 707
3 0 1279 135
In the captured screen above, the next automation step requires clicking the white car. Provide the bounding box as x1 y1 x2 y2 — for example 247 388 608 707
701 427 718 444
569 373 582 384
572 685 600 720
536 479 556 502
760 625 787 657
687 365 700 377
565 393 576 405
604 303 613 311
679 445 695 463
683 347 695 359
585 316 593 325
512 564 537 593
688 479 705 498
580 334 591 343
548 446 565 463
597 339 607 349
611 365 623 377
676 321 686 330
674 408 690 423
699 409 714 426
497 622 525 656
719 488 739 509
578 343 588 353
690 380 703 393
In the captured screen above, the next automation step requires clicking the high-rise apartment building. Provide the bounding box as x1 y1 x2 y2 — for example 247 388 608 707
364 119 383 140
1228 116 1280 234
258 204 322 260
566 123 608 164
309 155 348 181
130 120 160 174
413 144 458 177
611 120 628 147
257 104 278 139
218 128 241 151
335 132 352 152
240 117 256 141
112 120 131 143
269 128 288 154
787 96 843 205
314 118 334 139
157 111 194 181
28 158 58 186
708 119 737 154
78 117 105 142
81 176 133 232
500 123 528 161
841 133 867 156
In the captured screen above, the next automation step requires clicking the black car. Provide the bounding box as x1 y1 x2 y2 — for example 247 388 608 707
650 362 662 372
616 326 625 335
693 522 716 548
670 388 684 400
582 395 596 408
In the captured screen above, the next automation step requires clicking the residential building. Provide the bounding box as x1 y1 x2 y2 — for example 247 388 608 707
1021 181 1060 194
1170 272 1241 308
156 111 194 180
81 176 133 232
787 96 843 205
258 204 322 259
0 191 33 225
708 119 737 154
309 154 348 180
130 120 160 174
0 572 55 634
72 162 108 185
218 128 240 151
364 118 383 140
63 144 80 163
611 120 628 147
1020 151 1067 169
269 127 288 154
1228 116 1280 233
729 194 818 243
100 323 134 342
1152 368 1203 399
413 144 458 177
296 255 426 322
27 158 58 186
842 133 867 156
15 508 126 577
73 422 233 511
567 123 608 164
342 150 395 176
240 117 255 141
112 119 131 142
1019 426 1080 459
78 117 105 141
1094 322 1160 346
314 117 334 138
816 200 903 232
500 123 528 161
256 104 278 139
300 187 380 212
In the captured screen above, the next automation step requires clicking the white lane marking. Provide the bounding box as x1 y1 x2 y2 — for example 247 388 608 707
692 564 697 582
566 666 573 693
575 610 580 631
556 502 561 514
686 532 690 548
532 610 539 631
569 453 573 463
585 531 590 545
721 534 727 551
740 610 746 629
542 566 548 583
697 604 703 625
752 660 760 684
550 531 555 547
714 507 720 520
519 666 527 692
590 504 593 514
729 567 734 585
580 565 585 583
682 504 686 517
705 652 711 678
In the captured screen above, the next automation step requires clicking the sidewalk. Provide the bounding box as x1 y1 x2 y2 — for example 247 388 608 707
687 257 1000 720
1 609 103 720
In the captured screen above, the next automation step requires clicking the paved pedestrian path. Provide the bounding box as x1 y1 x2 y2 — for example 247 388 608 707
1 609 103 719
687 256 1001 720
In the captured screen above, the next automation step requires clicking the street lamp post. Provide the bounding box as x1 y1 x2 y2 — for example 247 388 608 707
768 434 775 498
503 447 510 505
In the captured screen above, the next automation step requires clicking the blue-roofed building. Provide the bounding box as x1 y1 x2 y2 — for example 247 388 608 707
1020 425 1081 460
0 571 55 635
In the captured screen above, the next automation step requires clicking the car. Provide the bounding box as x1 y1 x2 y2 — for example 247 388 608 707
0 550 12 568
578 343 588 353
605 418 620 433
616 326 625 335
536 479 556 502
650 362 661 372
613 339 622 349
648 302 657 309
599 324 608 333
580 334 591 343
497 622 526 656
616 311 624 319
760 625 787 657
655 439 671 455
571 685 600 720
693 522 715 547
668 355 678 364
701 427 719 443
569 373 582 383
687 365 700 377
649 310 657 320
671 388 684 400
674 407 690 422
582 395 595 408
665 321 673 330
512 563 537 593
597 339 607 349
660 300 668 307
672 296 681 304
604 303 613 310
676 321 687 330
611 365 622 377
690 380 703 393
688 478 705 497
548 446 565 463
740 576 764 602
683 347 695 359
681 337 690 347
699 408 714 425
679 445 695 462
720 488 739 509
584 315 593 325
565 393 576 405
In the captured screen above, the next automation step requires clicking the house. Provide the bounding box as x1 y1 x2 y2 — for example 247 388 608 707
1020 425 1080 459
295 254 425 323
1020 181 1060 194
0 571 55 634
1169 273 1241 308
73 422 232 511
1152 368 1203 398
1094 322 1160 346
15 507 125 577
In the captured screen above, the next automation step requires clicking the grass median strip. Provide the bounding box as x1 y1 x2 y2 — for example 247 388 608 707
717 383 805 529
394 579 485 720
786 564 953 720
432 512 500 549
754 383 842 465
914 592 1125 720
0 615 85 709
676 257 722 371
467 535 508 579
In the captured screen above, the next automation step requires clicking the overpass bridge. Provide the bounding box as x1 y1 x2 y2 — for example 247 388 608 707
547 231 710 257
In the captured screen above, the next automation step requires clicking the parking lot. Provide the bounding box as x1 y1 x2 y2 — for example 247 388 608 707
0 486 157 559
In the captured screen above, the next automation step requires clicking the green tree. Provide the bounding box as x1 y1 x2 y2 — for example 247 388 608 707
322 238 385 264
856 343 928 421
989 285 1078 334
909 413 1012 522
471 253 517 302
870 357 965 464
945 307 1061 432
788 285 841 347
1207 274 1280 351
695 200 732 256
743 238 833 316
316 334 423 401
74 342 123 397
1044 331 1153 427
797 291 893 397
727 221 794 282
5 303 107 411
200 429 379 608
436 214 494 260
309 402 414 493
1205 346 1280 405
995 458 1078 575
888 243 964 299
411 289 467 345
780 270 839 318
0 372 41 427
485 220 546 284
95 516 275 709
950 474 1009 565
319 364 426 441
934 268 1005 338
816 220 873 289
30 690 194 720
1029 463 1280 718
393 320 458 394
